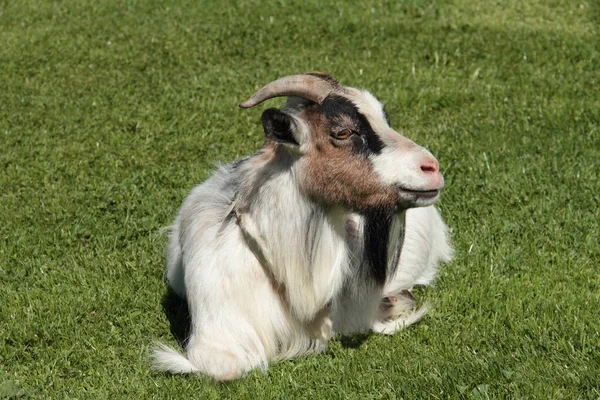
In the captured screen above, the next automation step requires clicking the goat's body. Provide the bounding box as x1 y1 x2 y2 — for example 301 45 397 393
154 73 453 380
158 153 452 379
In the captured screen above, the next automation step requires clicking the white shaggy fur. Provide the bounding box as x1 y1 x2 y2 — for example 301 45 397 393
153 77 453 380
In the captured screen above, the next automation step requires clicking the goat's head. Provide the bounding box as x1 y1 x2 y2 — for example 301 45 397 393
240 72 444 212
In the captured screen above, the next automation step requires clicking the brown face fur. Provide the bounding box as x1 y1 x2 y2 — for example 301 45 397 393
297 104 400 212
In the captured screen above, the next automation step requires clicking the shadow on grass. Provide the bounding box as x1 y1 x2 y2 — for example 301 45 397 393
338 333 370 349
161 287 192 347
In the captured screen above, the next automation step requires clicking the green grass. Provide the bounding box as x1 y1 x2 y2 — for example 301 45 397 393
1 0 599 398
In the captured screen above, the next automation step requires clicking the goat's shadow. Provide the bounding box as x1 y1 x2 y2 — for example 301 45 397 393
161 287 192 346
337 333 370 349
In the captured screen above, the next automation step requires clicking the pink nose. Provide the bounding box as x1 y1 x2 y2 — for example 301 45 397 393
419 158 443 189
420 159 439 174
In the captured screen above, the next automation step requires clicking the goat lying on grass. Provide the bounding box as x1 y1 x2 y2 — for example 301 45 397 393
153 73 453 380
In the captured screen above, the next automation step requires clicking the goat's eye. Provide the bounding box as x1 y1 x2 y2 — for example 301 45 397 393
334 129 353 140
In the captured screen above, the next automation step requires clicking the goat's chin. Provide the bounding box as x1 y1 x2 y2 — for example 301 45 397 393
396 188 441 209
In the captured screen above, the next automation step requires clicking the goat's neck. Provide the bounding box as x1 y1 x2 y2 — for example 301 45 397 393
235 149 350 322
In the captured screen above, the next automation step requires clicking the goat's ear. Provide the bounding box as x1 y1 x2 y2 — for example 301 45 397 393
261 108 299 146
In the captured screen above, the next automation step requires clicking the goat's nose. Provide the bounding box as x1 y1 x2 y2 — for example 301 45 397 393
420 159 439 174
419 157 443 189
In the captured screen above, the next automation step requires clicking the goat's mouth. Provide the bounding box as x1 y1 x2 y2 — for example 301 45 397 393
396 186 441 206
399 188 439 199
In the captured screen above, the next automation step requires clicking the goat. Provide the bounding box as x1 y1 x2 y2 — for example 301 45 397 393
152 72 453 380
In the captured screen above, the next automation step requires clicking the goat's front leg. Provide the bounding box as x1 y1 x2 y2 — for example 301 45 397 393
372 291 431 335
378 290 417 319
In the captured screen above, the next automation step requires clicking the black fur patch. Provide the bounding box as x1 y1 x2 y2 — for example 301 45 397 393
362 207 395 285
321 95 385 155
386 213 405 282
349 134 369 157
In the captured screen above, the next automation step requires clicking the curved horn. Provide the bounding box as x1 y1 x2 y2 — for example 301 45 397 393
239 72 341 109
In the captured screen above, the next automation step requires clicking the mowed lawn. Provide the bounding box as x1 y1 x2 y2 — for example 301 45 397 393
1 0 599 398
